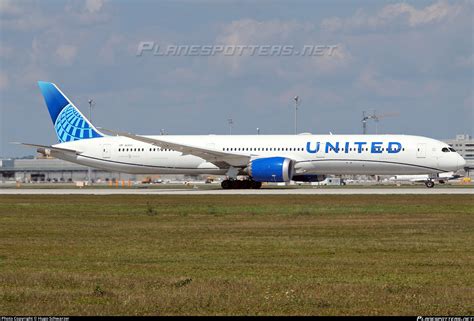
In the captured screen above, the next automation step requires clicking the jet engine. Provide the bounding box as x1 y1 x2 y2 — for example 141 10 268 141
247 157 295 182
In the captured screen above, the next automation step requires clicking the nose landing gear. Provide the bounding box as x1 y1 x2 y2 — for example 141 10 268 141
221 179 262 189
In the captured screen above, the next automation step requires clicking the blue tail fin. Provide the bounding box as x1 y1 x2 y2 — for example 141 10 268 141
38 81 104 143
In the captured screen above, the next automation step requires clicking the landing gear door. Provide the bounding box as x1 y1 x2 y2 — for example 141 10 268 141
102 144 111 159
416 143 426 158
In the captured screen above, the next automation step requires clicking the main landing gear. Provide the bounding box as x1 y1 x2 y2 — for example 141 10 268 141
424 180 435 188
221 179 262 189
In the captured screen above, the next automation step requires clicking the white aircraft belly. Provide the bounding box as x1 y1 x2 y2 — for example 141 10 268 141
73 152 223 175
304 157 439 175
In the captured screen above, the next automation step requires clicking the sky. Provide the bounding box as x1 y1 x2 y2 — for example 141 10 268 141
0 0 473 157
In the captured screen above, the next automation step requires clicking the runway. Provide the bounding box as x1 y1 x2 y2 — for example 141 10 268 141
0 187 472 195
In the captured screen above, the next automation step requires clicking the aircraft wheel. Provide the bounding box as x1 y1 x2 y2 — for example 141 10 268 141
221 180 231 189
425 180 435 188
244 179 252 189
251 181 262 189
235 180 245 189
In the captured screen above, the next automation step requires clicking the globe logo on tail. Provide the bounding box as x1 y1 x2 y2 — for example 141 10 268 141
54 104 102 143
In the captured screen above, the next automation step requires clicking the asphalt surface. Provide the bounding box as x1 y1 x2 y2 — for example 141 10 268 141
0 187 472 195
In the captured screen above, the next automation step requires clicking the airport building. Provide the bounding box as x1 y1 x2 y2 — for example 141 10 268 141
0 157 205 184
0 157 129 183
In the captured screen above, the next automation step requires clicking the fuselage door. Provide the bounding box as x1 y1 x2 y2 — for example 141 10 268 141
416 143 426 158
102 144 111 159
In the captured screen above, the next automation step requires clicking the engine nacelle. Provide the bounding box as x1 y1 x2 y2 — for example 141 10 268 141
292 174 326 182
248 157 295 182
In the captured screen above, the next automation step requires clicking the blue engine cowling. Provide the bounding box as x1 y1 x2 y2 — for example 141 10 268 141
248 157 295 182
292 174 326 182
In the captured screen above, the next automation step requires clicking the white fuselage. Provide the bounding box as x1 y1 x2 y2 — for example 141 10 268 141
49 134 466 177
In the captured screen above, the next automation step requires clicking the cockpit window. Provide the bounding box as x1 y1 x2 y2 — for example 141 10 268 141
442 147 450 152
449 147 456 152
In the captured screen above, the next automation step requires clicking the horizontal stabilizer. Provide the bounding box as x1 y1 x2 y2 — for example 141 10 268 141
12 142 81 156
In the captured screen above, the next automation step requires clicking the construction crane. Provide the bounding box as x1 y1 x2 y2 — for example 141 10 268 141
362 110 399 134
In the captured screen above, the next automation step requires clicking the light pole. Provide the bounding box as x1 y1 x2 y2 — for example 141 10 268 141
257 127 260 135
88 99 95 122
87 99 95 185
227 118 233 135
293 96 300 135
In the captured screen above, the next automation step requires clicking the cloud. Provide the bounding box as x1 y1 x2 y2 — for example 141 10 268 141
0 45 13 59
216 19 313 45
85 0 105 14
211 18 352 78
464 92 474 110
98 34 124 64
0 0 22 15
214 19 314 74
0 0 109 31
0 72 9 90
0 8 51 31
321 1 464 32
55 45 78 65
355 68 444 98
310 44 352 73
456 54 474 68
356 68 408 97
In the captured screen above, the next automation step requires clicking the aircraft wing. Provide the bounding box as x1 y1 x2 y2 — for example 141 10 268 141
13 142 81 157
100 129 250 168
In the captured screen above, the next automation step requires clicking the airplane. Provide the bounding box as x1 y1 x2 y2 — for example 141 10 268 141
389 171 463 187
18 81 467 189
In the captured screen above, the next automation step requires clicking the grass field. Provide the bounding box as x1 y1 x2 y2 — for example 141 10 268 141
0 195 473 315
